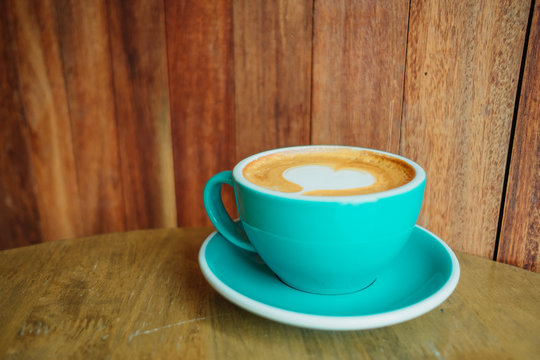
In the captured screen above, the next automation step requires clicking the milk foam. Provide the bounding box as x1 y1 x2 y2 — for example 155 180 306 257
242 148 416 196
283 165 376 194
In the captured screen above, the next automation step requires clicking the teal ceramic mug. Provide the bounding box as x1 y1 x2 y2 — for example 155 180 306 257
203 145 426 294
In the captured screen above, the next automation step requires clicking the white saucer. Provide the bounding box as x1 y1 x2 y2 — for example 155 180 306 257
199 225 460 331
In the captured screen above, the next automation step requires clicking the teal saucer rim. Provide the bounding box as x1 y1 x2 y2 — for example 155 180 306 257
199 225 460 331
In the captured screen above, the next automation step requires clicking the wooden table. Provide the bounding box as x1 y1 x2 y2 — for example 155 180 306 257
1 228 538 359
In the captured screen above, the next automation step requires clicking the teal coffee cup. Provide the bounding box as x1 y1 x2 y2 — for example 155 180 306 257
203 145 426 294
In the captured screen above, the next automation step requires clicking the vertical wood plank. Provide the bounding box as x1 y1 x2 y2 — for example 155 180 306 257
7 0 83 242
0 1 42 249
498 2 539 272
54 0 126 234
165 0 235 226
401 0 531 257
108 0 176 229
311 0 409 152
233 0 312 160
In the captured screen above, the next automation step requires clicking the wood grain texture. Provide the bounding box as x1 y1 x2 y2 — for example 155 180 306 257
166 0 236 226
54 0 126 234
233 0 312 160
498 2 539 272
400 0 531 257
0 0 42 250
6 0 83 242
0 0 538 274
107 0 176 229
311 0 409 152
0 228 538 358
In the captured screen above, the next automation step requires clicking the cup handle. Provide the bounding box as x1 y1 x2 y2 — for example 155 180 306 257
203 171 256 252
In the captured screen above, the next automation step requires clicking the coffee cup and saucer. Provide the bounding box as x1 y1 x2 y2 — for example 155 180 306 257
199 145 460 330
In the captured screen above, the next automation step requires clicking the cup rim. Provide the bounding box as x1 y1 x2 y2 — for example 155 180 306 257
233 145 426 202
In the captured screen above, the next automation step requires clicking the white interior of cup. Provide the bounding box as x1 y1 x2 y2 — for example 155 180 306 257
233 145 426 203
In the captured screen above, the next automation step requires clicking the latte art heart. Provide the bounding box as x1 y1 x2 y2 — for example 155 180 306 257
242 148 415 196
283 165 376 194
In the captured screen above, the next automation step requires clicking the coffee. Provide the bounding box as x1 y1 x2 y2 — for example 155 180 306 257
243 148 415 196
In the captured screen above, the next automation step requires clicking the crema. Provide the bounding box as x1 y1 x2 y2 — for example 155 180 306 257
243 148 415 196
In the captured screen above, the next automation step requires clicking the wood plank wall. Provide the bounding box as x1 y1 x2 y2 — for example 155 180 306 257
499 0 539 272
0 0 537 272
